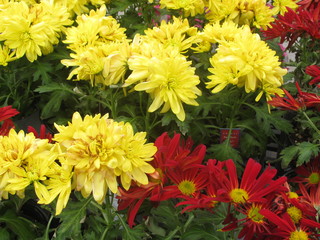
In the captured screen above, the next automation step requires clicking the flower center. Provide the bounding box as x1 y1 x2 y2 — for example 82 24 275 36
247 205 264 223
230 188 249 203
178 180 196 196
308 172 320 184
287 206 302 224
288 191 299 199
289 230 308 240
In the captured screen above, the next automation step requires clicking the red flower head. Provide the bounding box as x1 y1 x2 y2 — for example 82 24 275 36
117 132 207 227
28 124 53 142
212 158 288 205
291 154 320 189
305 65 320 88
0 105 19 136
260 209 320 239
262 7 320 48
267 88 305 111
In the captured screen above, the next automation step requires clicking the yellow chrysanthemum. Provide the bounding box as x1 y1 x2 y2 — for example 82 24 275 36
206 28 287 101
205 0 274 29
0 129 53 200
61 41 130 86
159 0 206 16
63 5 126 52
49 0 111 16
38 157 73 215
124 38 201 121
0 45 16 66
0 1 72 62
192 21 251 52
53 112 157 204
144 17 198 54
272 0 298 15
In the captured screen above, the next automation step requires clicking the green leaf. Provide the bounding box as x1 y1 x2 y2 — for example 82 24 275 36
54 197 92 240
207 141 242 164
35 82 74 94
181 226 226 240
296 142 320 166
280 145 301 168
246 103 294 135
0 228 10 240
280 142 320 168
32 61 53 83
0 209 37 240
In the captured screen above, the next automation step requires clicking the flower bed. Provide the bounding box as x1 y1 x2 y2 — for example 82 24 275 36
0 0 319 239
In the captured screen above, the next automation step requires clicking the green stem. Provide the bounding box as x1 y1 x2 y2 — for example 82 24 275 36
302 111 320 137
43 215 54 240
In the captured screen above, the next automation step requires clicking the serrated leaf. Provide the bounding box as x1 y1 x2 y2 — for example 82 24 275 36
40 92 66 119
280 142 320 168
35 82 74 94
181 226 224 240
280 145 300 168
0 209 36 240
121 223 147 240
246 103 293 135
296 142 320 166
208 141 242 164
54 197 92 240
32 61 53 83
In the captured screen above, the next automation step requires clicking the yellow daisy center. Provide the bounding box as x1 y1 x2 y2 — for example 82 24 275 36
288 191 299 199
308 172 320 184
230 188 249 203
247 205 264 223
287 206 302 224
289 230 308 240
178 180 196 196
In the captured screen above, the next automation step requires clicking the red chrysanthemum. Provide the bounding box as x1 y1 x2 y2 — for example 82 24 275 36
28 124 53 142
291 154 320 189
117 132 207 227
267 88 305 111
212 158 288 204
260 209 320 240
305 65 320 88
262 7 320 48
0 105 19 136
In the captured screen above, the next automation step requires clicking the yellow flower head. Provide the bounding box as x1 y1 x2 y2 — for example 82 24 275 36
54 112 157 203
0 129 53 200
272 0 298 15
0 1 72 62
206 28 287 101
205 0 274 29
144 16 198 54
193 21 251 52
124 38 201 121
159 0 206 16
63 5 126 52
0 45 16 66
61 41 130 86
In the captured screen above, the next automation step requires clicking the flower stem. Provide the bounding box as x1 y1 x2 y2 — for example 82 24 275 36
302 111 320 137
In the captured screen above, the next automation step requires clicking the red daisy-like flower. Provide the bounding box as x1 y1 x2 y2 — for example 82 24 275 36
233 202 273 240
212 158 288 204
0 105 19 136
149 164 208 202
117 132 207 227
260 209 320 240
267 88 305 111
291 154 320 189
305 65 320 88
262 7 320 48
299 183 320 209
28 124 53 142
